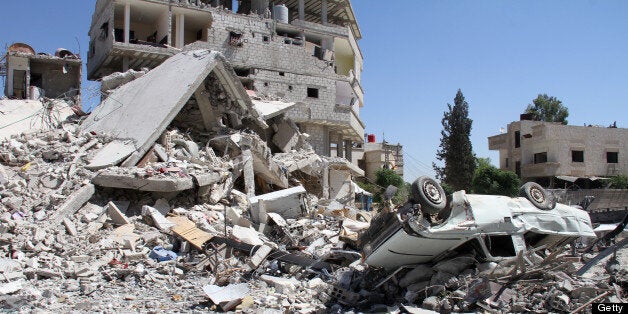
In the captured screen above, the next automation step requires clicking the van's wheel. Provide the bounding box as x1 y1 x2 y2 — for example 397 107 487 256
412 176 447 214
520 182 555 210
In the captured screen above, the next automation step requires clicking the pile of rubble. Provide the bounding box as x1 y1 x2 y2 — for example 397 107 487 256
0 48 625 313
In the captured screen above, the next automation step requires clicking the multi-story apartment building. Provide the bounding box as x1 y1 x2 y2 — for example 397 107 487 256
87 0 365 160
489 117 628 187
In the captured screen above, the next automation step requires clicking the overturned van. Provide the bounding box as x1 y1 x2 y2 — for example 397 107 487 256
360 177 596 271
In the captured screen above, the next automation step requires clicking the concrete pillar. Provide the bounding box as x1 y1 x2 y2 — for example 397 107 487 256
242 148 255 197
298 0 305 20
321 0 328 25
124 3 131 43
336 136 344 158
122 57 130 72
176 13 185 48
344 140 352 162
322 163 330 199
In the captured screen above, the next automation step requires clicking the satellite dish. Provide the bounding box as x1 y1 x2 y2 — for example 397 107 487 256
499 127 505 134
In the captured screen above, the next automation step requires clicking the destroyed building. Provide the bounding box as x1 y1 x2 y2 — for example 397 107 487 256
87 0 365 161
0 1 624 312
2 43 81 102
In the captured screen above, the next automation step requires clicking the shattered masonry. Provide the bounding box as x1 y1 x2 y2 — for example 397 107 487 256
0 0 624 312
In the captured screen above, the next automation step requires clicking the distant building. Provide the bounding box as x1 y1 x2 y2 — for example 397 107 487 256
488 117 628 187
352 134 403 182
3 43 81 101
87 0 365 162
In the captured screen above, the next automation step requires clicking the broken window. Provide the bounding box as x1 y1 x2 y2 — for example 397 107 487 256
607 151 618 163
533 152 547 164
514 131 521 148
572 150 584 162
100 22 109 39
30 73 43 88
484 235 516 257
229 32 243 47
307 88 319 99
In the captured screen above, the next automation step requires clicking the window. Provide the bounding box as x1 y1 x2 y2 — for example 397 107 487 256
514 131 521 148
572 150 584 162
262 35 269 43
288 85 293 91
484 235 516 257
229 31 243 47
607 152 619 164
534 152 547 164
307 87 319 98
279 72 285 76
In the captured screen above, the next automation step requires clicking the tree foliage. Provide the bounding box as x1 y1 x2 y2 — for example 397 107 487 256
471 157 521 196
609 175 628 189
433 89 476 192
525 94 569 124
374 168 408 204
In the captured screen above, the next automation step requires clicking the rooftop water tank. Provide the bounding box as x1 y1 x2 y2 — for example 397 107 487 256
273 4 289 24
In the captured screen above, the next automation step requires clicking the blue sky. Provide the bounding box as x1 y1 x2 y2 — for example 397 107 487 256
2 1 627 181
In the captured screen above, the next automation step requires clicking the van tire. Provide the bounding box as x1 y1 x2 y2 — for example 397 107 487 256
412 176 447 214
520 182 555 210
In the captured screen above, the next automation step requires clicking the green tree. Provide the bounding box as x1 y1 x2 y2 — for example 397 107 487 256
525 94 569 124
433 89 476 192
374 168 408 204
471 157 521 196
609 175 628 189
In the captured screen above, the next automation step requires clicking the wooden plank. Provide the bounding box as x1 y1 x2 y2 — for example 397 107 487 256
168 216 213 250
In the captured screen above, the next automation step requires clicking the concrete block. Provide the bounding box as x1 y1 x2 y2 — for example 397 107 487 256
249 186 307 222
93 172 194 192
247 244 272 270
260 275 300 294
107 201 131 226
62 218 78 236
232 225 263 246
49 184 95 226
272 120 300 153
141 205 175 232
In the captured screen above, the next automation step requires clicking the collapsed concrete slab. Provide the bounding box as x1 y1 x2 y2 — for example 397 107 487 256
82 50 266 170
249 186 308 223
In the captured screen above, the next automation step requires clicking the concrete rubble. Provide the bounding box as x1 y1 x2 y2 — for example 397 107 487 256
0 52 625 313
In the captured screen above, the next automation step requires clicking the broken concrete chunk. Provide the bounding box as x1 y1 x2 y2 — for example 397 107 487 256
153 199 170 216
232 225 263 246
62 218 78 236
247 245 272 270
249 186 307 223
203 283 249 311
49 183 95 226
107 201 131 226
141 205 175 232
0 280 23 295
260 275 300 294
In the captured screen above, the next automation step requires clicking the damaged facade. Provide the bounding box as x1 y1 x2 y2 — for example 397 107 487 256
87 0 365 159
0 1 625 312
3 43 81 102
